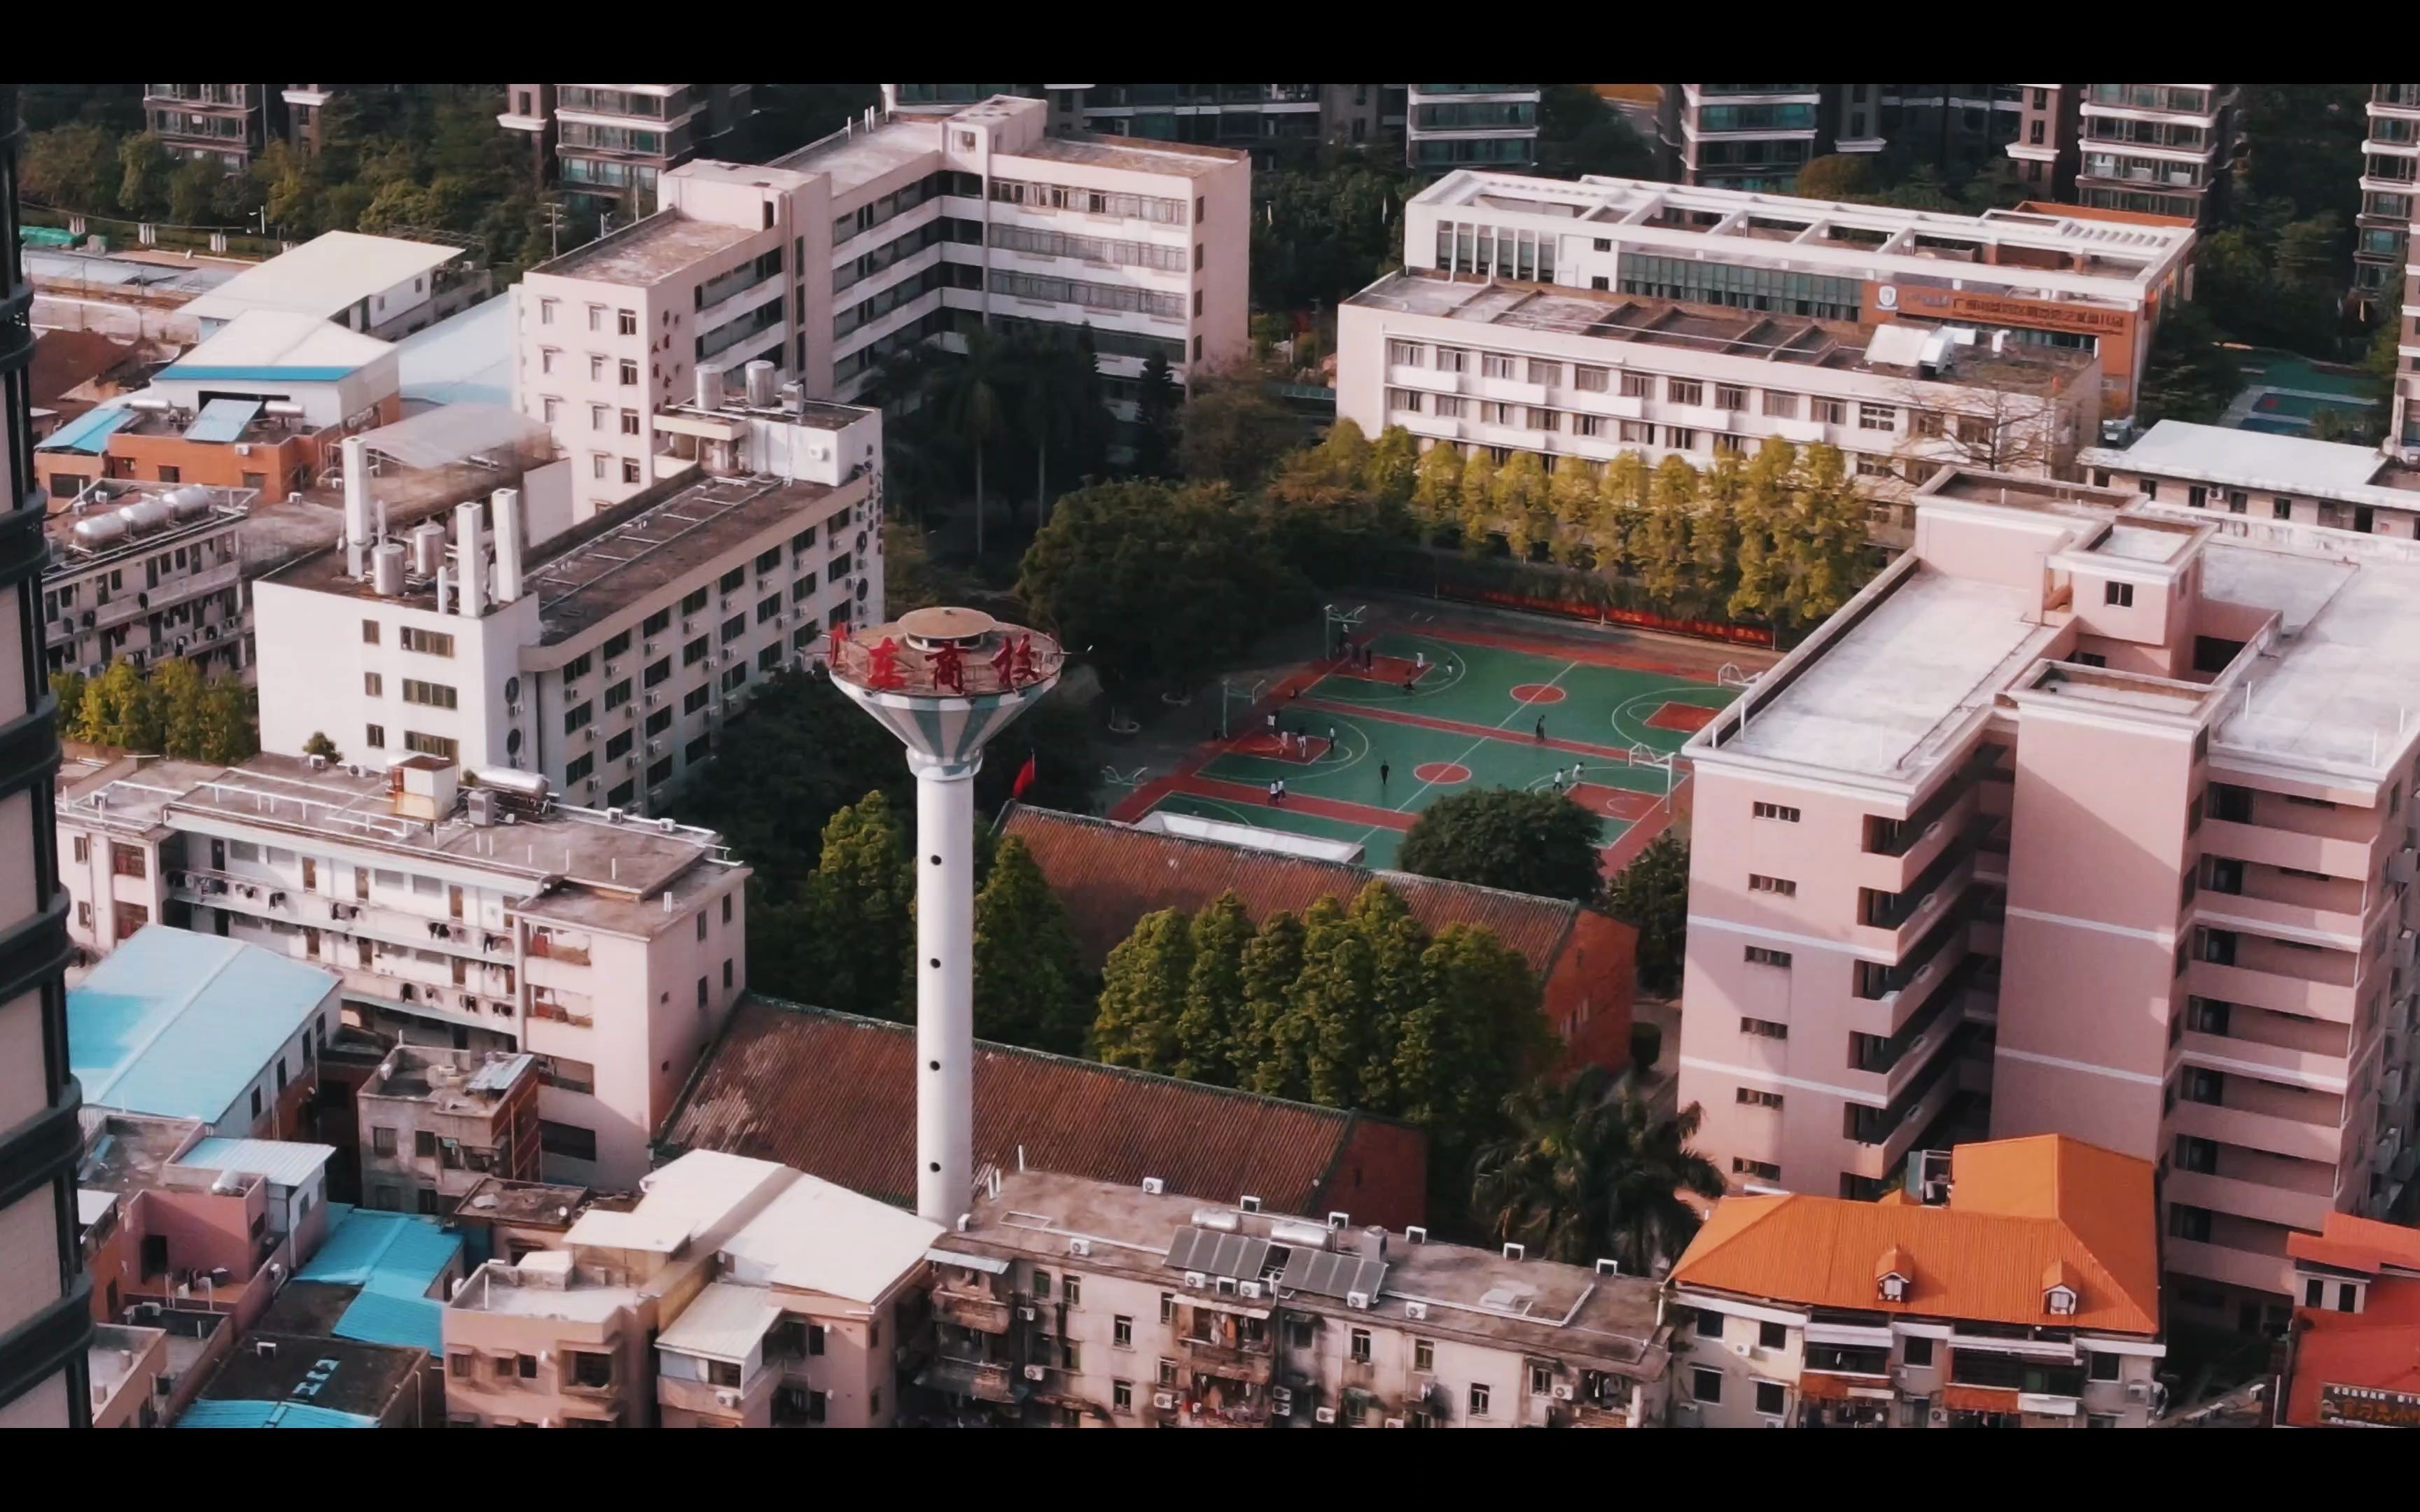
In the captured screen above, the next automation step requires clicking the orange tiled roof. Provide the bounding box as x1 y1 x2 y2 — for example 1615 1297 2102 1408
1669 1134 2158 1335
2287 1212 2420 1277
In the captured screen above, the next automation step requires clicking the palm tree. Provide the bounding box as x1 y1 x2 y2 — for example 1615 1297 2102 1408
1017 332 1080 529
938 330 1009 559
1470 1066 1725 1275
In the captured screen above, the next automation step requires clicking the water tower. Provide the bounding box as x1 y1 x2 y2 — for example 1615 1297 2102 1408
826 607 1062 1222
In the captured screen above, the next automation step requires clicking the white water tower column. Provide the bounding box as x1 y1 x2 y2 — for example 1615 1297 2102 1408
826 607 1064 1224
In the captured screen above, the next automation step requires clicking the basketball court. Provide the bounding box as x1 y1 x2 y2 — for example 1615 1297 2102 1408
1108 607 1754 876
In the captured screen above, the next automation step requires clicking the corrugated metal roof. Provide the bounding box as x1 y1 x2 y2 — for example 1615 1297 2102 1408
330 1290 442 1354
656 1282 783 1362
69 926 338 1124
999 806 1581 975
660 997 1414 1219
183 232 459 326
176 1399 378 1429
34 403 133 454
183 396 263 442
295 1208 461 1298
176 1138 337 1191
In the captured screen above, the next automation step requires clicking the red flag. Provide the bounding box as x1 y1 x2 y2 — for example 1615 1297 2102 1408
1010 752 1038 800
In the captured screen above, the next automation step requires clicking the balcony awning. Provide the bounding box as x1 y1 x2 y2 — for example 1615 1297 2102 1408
1796 1372 1854 1401
1942 1384 2022 1413
926 1246 1009 1275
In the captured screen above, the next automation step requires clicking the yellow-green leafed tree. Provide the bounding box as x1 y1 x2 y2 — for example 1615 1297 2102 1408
1630 454 1699 607
1492 450 1550 560
1364 424 1421 510
1456 447 1498 552
1548 456 1600 566
1599 451 1651 572
1727 438 1797 623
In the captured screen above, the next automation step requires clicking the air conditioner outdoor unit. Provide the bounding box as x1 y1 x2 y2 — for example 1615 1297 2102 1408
1017 1306 1036 1321
1142 1177 1166 1196
1345 1290 1370 1310
1023 1364 1047 1381
1314 1406 1337 1424
1552 1383 1575 1401
1383 1417 1405 1429
1730 1340 1752 1357
714 1389 739 1408
1069 1238 1092 1258
2125 1382 2150 1401
1404 1301 1428 1321
1153 1392 1175 1410
1239 1281 1260 1299
1184 1270 1206 1289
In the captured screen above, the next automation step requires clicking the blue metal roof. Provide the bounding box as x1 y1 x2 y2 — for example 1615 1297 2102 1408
184 396 263 443
155 365 361 383
177 1399 377 1429
36 405 134 454
69 927 338 1125
331 1289 443 1353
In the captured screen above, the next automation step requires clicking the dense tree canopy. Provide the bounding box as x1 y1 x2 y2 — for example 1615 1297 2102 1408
972 837 1092 1054
1250 149 1414 314
52 659 256 764
1472 1070 1725 1274
2136 304 2243 429
1536 87 1656 179
1607 832 1690 997
1398 788 1608 906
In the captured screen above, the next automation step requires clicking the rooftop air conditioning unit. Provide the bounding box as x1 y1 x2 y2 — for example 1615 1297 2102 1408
1142 1177 1165 1195
1153 1392 1175 1410
1404 1301 1427 1321
1314 1406 1337 1424
1238 1281 1260 1299
1552 1383 1575 1401
1069 1238 1092 1258
1184 1271 1206 1289
1345 1291 1370 1310
1238 1195 1260 1213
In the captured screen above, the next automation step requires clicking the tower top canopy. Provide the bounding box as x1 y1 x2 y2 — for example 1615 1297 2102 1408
825 606 1063 708
898 606 999 649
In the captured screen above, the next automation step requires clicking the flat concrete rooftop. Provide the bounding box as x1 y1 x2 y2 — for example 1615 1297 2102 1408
538 211 756 286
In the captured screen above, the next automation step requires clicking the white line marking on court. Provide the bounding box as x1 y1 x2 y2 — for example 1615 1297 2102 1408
1362 657 1581 852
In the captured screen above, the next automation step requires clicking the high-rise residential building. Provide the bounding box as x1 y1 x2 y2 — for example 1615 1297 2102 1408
516 96 1246 499
53 752 751 1189
142 84 283 174
1660 85 2039 195
2003 85 2082 200
2357 86 2420 321
1667 1135 2166 1429
280 85 335 158
1344 171 2195 443
0 77 94 1430
1676 466 2420 1334
2073 83 2241 224
2398 221 2420 461
1403 86 1541 175
494 84 753 213
917 1168 1673 1428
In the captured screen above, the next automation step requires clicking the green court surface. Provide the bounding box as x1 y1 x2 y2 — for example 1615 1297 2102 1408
1135 626 1740 870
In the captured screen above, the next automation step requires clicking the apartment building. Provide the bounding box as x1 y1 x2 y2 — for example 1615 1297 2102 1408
2080 420 2420 538
886 83 1406 161
1667 1135 2164 1428
1678 467 2420 1331
1405 86 1541 174
53 752 751 1188
67 926 340 1140
2280 1212 2420 1427
2073 83 2241 224
356 1045 543 1216
256 394 879 800
142 85 281 174
443 1149 933 1428
919 1168 1671 1428
1386 172 2195 419
1660 85 2047 195
1341 269 2097 502
2003 85 2084 200
1 79 92 1429
86 1322 169 1427
39 481 249 681
2351 86 2420 316
2399 234 2420 462
280 85 333 158
495 84 753 211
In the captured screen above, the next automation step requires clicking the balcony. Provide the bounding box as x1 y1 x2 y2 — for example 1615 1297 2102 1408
2162 1168 2332 1233
2195 890 2365 946
1861 788 1980 893
2164 1237 2295 1295
2199 818 2376 880
1855 853 1976 961
658 1369 770 1419
920 1355 1022 1404
1391 364 1462 397
1181 1336 1276 1385
2174 1028 2346 1089
2185 960 2355 1023
931 1288 1012 1334
2166 1096 2341 1164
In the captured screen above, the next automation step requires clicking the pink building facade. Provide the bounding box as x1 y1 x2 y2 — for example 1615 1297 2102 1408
1681 470 2420 1330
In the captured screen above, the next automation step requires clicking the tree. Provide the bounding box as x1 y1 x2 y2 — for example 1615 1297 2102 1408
1396 923 1550 1144
1890 373 2076 476
48 669 88 738
76 660 161 751
1783 444 1868 626
1726 440 1795 623
1455 447 1498 550
1017 479 1309 699
1548 458 1600 566
1398 788 1605 906
1173 891 1255 1086
1410 441 1462 536
2136 304 2241 428
1793 153 1877 201
115 133 172 220
1236 910 1308 1099
302 731 343 763
1608 832 1690 997
1130 353 1182 478
151 657 208 756
1471 1070 1724 1273
20 123 121 214
191 676 259 763
1289 896 1377 1108
1362 425 1419 510
1250 148 1415 313
1307 416 1372 485
1491 450 1551 561
794 792 915 1022
971 838 1090 1054
1536 87 1655 180
937 328 1010 560
1631 455 1698 607
1092 909 1196 1070
1178 367 1299 492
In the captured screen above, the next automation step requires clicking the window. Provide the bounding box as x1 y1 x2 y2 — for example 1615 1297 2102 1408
721 615 746 644
1113 1380 1134 1413
540 298 559 326
619 359 639 386
366 724 385 749
1349 1328 1372 1364
684 636 709 666
539 1121 597 1162
361 618 380 645
1160 1293 1175 1325
1694 1308 1724 1339
1811 398 1847 426
564 701 594 734
1733 1157 1781 1181
109 843 148 881
807 1324 826 1356
1573 365 1610 393
1663 427 1698 451
604 679 632 711
1762 391 1800 419
620 409 639 437
1667 377 1704 407
645 657 672 689
1753 802 1800 822
401 680 457 710
618 309 637 336
1740 1016 1790 1044
1062 1275 1082 1307
1715 384 1748 412
1858 402 1897 432
2103 580 2134 608
1468 1383 1491 1418
1692 1367 1723 1404
1157 1357 1179 1387
1619 371 1653 399
1736 1086 1783 1110
2087 1351 2121 1382
621 459 641 485
1414 1338 1435 1372
1754 1379 1786 1416
1113 1315 1133 1349
398 627 454 657
373 1126 397 1156
1748 874 1797 897
1903 1335 1935 1367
